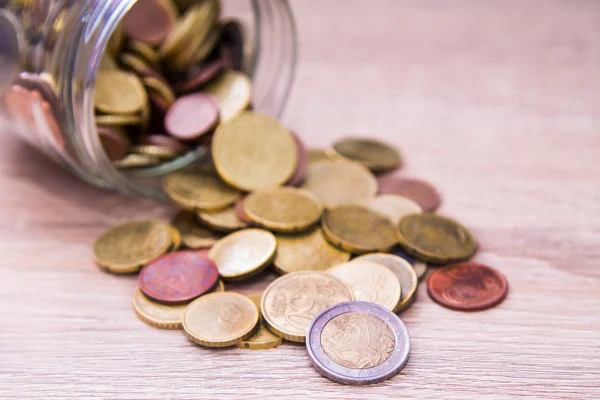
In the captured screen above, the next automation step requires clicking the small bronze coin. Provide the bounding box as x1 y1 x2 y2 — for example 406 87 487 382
377 176 442 212
130 145 180 161
133 288 188 330
243 187 324 233
208 229 277 281
138 251 219 303
397 214 477 264
234 197 252 224
322 205 399 254
202 70 252 122
287 132 310 187
173 58 224 93
274 228 351 274
163 165 241 210
98 126 129 161
183 292 259 348
261 271 355 342
164 93 219 140
301 160 377 208
237 293 284 350
328 137 402 173
94 70 148 115
427 262 508 311
391 247 428 281
306 301 410 385
122 0 177 46
196 205 248 233
368 194 422 225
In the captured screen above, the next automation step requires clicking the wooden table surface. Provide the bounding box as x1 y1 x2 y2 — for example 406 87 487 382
2 1 600 398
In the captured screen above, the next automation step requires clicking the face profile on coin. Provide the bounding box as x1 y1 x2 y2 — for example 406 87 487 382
306 301 410 385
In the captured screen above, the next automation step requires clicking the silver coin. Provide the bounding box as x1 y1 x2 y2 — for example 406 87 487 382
306 301 410 385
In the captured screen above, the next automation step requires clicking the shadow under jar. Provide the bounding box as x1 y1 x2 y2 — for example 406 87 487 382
0 0 297 198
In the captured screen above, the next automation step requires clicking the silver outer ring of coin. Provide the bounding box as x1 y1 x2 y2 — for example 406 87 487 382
305 301 410 385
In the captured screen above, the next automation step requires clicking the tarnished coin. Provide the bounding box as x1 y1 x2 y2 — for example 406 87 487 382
237 293 283 350
138 251 219 303
203 70 252 122
377 176 442 212
274 228 351 274
328 137 402 173
94 220 172 274
322 205 399 254
163 165 241 210
287 132 310 187
98 126 129 161
94 70 147 115
212 112 297 191
306 301 410 385
183 292 259 347
391 247 428 281
261 271 355 342
427 262 508 311
355 253 418 313
397 214 477 264
243 187 324 233
133 288 188 330
301 160 377 208
197 205 248 232
327 261 401 311
122 0 177 46
368 195 422 225
164 93 219 140
171 210 220 249
208 229 277 281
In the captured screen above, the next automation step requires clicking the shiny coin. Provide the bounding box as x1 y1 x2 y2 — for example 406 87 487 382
261 271 354 342
391 247 428 281
130 144 180 161
327 261 401 311
377 176 442 212
142 76 176 108
243 187 324 233
138 251 219 303
202 70 252 122
355 253 417 312
114 153 161 169
132 288 187 330
328 137 402 173
274 228 350 274
301 160 377 208
234 197 252 224
322 205 398 254
94 220 172 274
165 93 219 140
306 301 410 385
287 132 310 187
237 293 284 350
197 205 248 232
171 210 221 249
122 0 177 46
208 229 276 281
212 112 297 191
368 195 422 225
98 126 129 161
163 165 241 210
427 262 508 311
398 214 477 264
94 70 147 115
95 113 145 127
183 292 259 347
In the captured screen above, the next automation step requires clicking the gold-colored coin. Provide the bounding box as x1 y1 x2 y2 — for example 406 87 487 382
94 220 172 274
328 137 402 173
243 187 324 233
301 160 377 208
237 294 284 350
183 292 259 348
397 214 477 264
196 205 248 233
114 153 161 169
355 253 418 313
163 165 241 210
99 53 119 71
95 113 144 126
322 204 399 254
308 149 330 164
142 76 176 108
94 70 148 115
261 271 354 343
214 280 226 292
168 225 182 252
133 288 187 329
127 39 160 66
212 112 297 191
159 2 213 59
273 228 350 274
203 70 252 122
171 210 221 249
368 194 422 225
106 22 124 54
327 261 402 311
168 22 220 71
208 229 277 281
130 144 180 160
189 25 221 64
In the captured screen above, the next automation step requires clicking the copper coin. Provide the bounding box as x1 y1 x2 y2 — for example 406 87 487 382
98 127 129 161
122 0 177 46
377 176 442 212
174 58 224 94
164 93 219 140
139 134 189 154
287 132 309 187
427 262 508 311
138 251 219 304
234 197 252 224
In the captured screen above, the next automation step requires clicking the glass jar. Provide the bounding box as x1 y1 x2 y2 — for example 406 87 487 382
0 0 297 198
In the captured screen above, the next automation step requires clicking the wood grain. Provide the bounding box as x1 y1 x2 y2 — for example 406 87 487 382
2 0 600 398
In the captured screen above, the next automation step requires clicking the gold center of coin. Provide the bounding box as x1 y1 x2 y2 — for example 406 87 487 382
321 312 395 369
94 70 148 115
